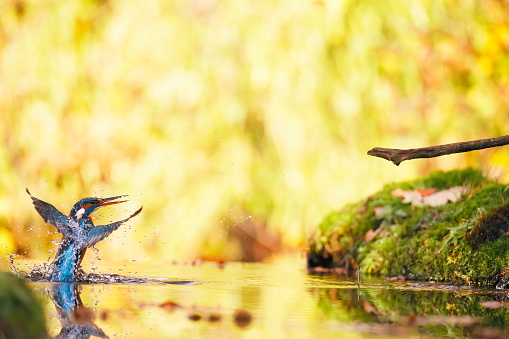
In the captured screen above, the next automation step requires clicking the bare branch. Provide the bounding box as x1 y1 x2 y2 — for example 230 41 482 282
367 135 509 166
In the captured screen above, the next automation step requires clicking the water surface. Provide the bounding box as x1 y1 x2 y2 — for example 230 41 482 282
4 259 509 338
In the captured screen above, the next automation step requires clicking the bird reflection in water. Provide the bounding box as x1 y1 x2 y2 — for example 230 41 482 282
51 283 108 339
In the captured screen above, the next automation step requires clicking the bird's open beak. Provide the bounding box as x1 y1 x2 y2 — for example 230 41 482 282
98 195 128 206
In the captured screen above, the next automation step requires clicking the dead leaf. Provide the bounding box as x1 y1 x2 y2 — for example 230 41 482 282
390 188 406 198
391 186 468 207
365 227 383 242
423 186 467 206
417 188 437 196
392 188 436 198
373 206 386 217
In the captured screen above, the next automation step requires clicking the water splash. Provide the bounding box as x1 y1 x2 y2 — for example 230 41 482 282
9 254 52 281
10 254 197 285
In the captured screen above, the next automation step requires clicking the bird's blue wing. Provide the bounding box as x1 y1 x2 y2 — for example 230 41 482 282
84 207 142 248
26 189 73 237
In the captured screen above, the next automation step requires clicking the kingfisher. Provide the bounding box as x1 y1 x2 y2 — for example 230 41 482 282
26 189 142 282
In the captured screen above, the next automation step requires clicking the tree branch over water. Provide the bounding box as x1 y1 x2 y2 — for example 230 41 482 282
367 135 509 166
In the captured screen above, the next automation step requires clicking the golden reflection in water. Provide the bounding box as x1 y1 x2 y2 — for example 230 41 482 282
34 261 368 339
2 259 506 338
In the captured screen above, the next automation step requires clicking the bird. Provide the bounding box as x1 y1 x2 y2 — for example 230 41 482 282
26 189 142 282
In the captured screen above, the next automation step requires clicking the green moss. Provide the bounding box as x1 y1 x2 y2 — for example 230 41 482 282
0 272 46 338
308 168 509 286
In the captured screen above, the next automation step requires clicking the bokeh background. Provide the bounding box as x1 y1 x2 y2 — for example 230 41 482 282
0 0 508 263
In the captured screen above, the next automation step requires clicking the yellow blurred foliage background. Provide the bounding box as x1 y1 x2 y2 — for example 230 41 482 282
0 0 508 263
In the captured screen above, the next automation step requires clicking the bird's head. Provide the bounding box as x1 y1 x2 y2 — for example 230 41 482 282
70 195 128 220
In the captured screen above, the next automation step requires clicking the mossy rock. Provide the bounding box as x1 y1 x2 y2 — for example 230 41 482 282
308 168 509 286
0 272 46 338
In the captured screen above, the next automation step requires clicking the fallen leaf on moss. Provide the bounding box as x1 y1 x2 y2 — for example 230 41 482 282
391 188 436 198
373 206 387 217
391 186 467 206
365 228 382 242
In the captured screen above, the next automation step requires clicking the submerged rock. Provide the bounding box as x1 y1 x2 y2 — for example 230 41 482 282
308 168 509 286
